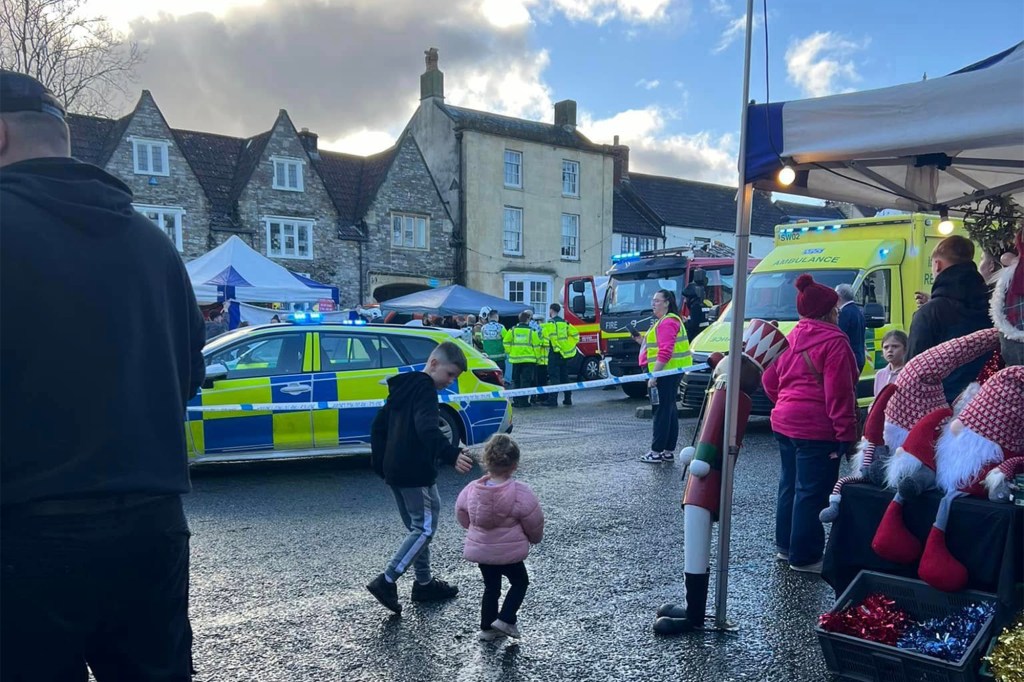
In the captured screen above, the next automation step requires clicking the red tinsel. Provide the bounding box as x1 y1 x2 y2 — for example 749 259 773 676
819 593 910 646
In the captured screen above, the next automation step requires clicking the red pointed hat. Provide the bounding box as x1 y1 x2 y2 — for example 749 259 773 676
958 366 1024 456
900 407 953 471
864 384 896 445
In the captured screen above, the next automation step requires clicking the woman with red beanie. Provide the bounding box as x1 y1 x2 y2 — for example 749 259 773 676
762 273 860 573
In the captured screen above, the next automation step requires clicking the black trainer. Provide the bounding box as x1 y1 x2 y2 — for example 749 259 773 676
367 573 402 614
411 577 459 602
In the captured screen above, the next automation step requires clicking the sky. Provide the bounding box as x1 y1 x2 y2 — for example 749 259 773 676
87 0 1024 186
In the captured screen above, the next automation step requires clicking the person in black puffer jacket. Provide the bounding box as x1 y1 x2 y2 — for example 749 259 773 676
908 235 992 403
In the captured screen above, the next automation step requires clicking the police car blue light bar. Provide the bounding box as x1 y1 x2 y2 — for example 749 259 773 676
289 312 323 324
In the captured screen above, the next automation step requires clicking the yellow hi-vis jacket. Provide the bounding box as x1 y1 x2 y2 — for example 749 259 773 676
503 324 542 364
644 313 691 371
542 317 580 360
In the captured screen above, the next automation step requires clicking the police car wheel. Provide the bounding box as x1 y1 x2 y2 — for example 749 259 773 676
580 357 601 382
438 408 461 448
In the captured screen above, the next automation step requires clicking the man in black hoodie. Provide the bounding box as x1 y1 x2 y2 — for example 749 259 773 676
909 235 992 403
0 72 205 681
366 341 475 614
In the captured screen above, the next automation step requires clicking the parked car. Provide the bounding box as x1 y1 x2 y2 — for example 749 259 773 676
186 317 512 463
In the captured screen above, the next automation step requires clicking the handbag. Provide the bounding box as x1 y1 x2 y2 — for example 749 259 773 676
801 350 864 444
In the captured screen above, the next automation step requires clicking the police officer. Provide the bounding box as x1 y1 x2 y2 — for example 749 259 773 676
503 310 542 408
531 312 549 405
0 71 205 680
543 303 580 407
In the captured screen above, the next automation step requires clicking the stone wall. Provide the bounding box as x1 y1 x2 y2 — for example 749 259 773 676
361 134 456 302
234 112 363 307
103 92 211 260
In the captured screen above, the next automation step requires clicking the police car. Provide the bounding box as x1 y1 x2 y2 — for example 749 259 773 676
185 314 513 462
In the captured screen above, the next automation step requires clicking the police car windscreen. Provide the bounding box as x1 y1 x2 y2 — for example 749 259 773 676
723 269 856 322
603 272 684 315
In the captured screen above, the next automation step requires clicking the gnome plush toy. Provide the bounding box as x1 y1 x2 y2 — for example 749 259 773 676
819 383 896 523
871 407 952 565
991 227 1024 367
881 328 1001 494
918 365 1024 592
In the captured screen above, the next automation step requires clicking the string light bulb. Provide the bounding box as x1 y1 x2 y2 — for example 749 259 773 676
938 207 954 235
778 165 796 186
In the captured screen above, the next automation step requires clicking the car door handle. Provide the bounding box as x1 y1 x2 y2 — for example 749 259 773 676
280 383 312 395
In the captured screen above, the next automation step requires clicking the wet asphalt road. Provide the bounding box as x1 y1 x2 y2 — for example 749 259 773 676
186 388 847 682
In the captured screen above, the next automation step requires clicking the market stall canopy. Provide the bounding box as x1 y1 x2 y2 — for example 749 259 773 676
379 284 529 317
744 41 1024 212
187 236 338 304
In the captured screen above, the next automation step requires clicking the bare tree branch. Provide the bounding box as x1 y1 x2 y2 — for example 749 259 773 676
0 0 145 116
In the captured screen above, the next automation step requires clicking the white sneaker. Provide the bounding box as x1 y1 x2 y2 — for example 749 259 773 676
661 451 675 462
477 629 506 641
491 619 521 638
790 560 823 574
639 450 663 463
775 551 789 562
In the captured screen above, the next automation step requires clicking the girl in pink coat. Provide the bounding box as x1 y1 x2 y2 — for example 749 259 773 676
456 434 544 641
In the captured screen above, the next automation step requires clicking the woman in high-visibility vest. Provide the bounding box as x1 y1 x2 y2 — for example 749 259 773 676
636 289 690 463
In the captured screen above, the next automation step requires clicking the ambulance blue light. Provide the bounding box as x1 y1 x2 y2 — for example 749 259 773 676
879 248 891 259
801 227 810 233
816 226 826 232
831 225 842 231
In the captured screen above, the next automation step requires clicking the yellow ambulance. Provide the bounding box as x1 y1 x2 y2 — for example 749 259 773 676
680 213 969 413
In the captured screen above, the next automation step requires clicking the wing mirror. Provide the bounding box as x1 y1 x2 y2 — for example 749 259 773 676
202 362 229 389
864 302 886 329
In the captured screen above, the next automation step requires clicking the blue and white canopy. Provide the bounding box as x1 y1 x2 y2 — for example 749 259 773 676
744 42 1024 212
187 235 338 304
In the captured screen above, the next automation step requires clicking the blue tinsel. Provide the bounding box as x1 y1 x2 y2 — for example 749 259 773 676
896 602 995 662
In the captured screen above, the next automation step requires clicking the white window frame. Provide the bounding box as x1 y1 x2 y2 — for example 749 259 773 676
271 156 305 192
131 137 170 176
503 273 552 310
264 216 314 260
620 235 656 254
561 213 580 261
562 159 580 197
503 206 523 256
134 204 184 251
391 212 429 250
504 150 522 189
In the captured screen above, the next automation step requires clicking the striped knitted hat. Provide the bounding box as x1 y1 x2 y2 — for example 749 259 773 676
884 328 1001 448
957 365 1024 457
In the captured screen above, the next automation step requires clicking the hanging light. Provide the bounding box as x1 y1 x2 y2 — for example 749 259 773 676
938 207 954 235
777 165 796 186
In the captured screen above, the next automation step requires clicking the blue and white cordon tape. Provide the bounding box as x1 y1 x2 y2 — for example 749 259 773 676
186 363 709 413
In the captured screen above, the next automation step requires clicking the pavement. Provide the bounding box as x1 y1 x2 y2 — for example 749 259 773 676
186 387 848 681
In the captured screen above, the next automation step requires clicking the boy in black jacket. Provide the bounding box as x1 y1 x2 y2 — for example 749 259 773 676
367 341 475 614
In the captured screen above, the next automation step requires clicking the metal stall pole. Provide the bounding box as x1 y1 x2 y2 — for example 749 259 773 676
714 0 756 631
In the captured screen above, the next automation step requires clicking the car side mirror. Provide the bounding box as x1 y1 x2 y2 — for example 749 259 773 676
864 302 886 328
572 294 587 317
203 362 229 389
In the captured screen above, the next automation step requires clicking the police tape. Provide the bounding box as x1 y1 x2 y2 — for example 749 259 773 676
185 363 709 413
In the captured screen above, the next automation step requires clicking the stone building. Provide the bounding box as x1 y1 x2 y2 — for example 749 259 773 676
67 93 455 306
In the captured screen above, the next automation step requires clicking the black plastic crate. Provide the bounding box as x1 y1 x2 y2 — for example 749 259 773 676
816 571 997 682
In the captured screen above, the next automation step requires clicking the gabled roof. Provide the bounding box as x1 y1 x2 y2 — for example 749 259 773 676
613 186 663 238
312 145 398 240
437 102 607 153
774 199 847 223
66 113 131 167
622 173 786 237
171 129 247 229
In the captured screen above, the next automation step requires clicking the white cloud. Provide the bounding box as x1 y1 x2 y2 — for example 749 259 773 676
479 0 533 28
713 12 760 54
447 50 554 121
635 78 660 90
321 129 398 156
708 0 730 16
580 107 737 185
785 31 864 97
488 0 677 26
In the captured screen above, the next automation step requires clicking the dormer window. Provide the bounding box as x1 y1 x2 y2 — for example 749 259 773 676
131 138 170 176
272 156 304 192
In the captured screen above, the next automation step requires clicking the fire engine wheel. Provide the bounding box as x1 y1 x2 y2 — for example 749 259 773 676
621 382 648 399
579 356 602 382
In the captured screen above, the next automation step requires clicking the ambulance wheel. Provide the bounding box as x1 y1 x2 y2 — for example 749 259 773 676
580 356 602 382
622 382 648 400
439 407 462 448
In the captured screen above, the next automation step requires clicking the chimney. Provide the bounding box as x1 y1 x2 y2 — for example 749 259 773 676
610 135 630 185
420 47 444 101
298 127 319 158
554 99 577 130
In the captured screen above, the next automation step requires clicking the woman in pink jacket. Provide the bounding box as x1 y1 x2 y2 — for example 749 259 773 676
456 434 544 641
762 274 859 574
